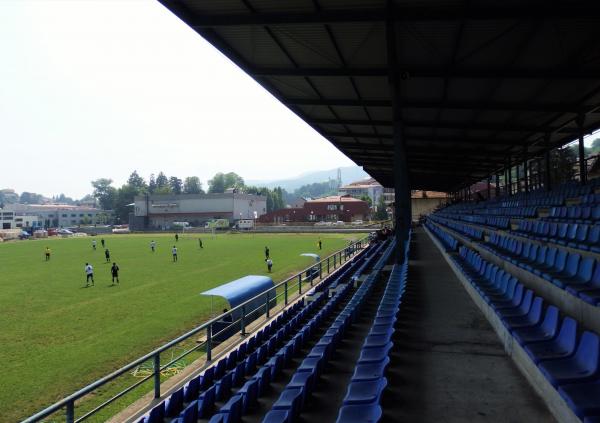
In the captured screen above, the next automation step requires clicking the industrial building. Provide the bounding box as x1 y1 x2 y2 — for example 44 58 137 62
258 195 369 224
131 192 267 230
1 204 105 229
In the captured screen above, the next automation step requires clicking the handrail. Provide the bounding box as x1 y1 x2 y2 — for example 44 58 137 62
23 236 369 423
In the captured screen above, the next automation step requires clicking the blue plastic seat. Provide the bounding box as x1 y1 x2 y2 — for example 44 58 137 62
336 404 382 423
232 361 245 387
145 402 165 423
541 250 568 281
558 380 600 419
197 385 215 418
165 387 184 417
272 387 303 421
502 297 543 330
351 357 390 381
538 331 600 387
550 253 581 287
497 289 534 319
253 365 272 395
287 369 316 404
343 378 387 405
512 306 559 345
262 409 290 423
200 367 215 391
183 376 200 402
215 371 233 401
524 317 578 364
238 378 259 413
177 400 198 423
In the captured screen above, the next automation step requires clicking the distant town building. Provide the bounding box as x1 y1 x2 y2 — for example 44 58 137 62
0 189 19 204
338 178 383 205
132 192 267 230
1 204 105 229
259 195 369 223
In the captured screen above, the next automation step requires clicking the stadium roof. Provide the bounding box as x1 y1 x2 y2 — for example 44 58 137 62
158 0 600 192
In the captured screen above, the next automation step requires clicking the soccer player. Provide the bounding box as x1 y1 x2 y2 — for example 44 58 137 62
150 240 156 252
101 238 105 248
45 247 51 261
265 246 270 259
172 245 178 262
111 262 120 284
104 248 111 263
198 238 203 249
85 263 94 286
318 239 322 250
92 240 97 250
266 258 273 273
175 233 179 242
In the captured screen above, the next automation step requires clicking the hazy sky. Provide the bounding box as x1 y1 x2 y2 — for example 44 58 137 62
0 0 356 198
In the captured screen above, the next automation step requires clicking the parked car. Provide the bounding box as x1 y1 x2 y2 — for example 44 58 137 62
352 220 364 225
334 221 345 226
19 230 31 240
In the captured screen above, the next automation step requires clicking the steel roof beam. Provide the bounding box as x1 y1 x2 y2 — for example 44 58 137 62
187 5 600 27
254 66 600 79
314 118 556 132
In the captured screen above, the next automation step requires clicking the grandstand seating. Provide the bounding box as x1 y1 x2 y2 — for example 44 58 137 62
450 245 600 421
425 221 459 252
480 232 600 306
133 235 406 423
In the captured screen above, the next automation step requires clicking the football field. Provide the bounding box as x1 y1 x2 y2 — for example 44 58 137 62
0 232 362 422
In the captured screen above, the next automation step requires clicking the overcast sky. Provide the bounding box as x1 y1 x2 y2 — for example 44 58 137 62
0 0 356 198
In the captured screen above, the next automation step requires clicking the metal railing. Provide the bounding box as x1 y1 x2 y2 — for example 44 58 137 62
24 237 369 423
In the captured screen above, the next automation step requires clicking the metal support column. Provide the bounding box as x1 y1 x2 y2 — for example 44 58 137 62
387 4 410 261
523 146 529 194
544 133 552 191
495 173 500 197
507 156 512 196
486 176 491 199
577 114 587 185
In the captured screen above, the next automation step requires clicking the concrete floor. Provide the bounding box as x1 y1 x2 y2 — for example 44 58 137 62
379 228 555 423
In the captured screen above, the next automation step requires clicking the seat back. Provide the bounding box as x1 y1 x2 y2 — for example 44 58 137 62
574 332 600 373
564 253 581 277
540 305 559 335
556 317 578 353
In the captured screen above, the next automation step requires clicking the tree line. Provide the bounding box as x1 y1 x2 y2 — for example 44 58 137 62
91 171 290 223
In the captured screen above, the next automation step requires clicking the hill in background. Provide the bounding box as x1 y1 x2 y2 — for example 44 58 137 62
247 166 369 192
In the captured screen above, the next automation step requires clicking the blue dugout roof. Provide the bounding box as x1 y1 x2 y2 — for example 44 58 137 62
200 275 274 308
300 253 320 262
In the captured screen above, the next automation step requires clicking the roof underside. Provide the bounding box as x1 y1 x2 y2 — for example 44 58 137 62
158 0 600 191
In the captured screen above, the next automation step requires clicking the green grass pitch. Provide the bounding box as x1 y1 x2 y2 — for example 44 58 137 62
0 232 362 422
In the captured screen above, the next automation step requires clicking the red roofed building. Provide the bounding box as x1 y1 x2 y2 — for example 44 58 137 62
258 195 370 224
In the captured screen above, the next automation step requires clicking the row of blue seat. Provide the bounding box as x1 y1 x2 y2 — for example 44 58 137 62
428 215 483 241
452 246 600 421
336 245 409 423
137 242 384 423
580 193 600 206
512 220 600 252
482 233 600 307
425 222 458 252
262 238 399 423
544 204 600 223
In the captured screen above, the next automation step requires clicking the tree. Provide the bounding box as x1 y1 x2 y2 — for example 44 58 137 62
360 194 372 207
114 184 139 223
148 174 157 194
208 172 245 193
91 179 117 210
127 171 147 192
551 146 578 185
169 176 183 194
373 196 388 220
156 172 169 190
183 176 203 194
20 192 44 204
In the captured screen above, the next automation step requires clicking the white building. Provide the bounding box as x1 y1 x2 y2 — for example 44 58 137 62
339 178 384 205
132 192 267 230
1 204 105 228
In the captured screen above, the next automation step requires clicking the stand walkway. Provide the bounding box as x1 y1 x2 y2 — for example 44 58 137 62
378 228 555 422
